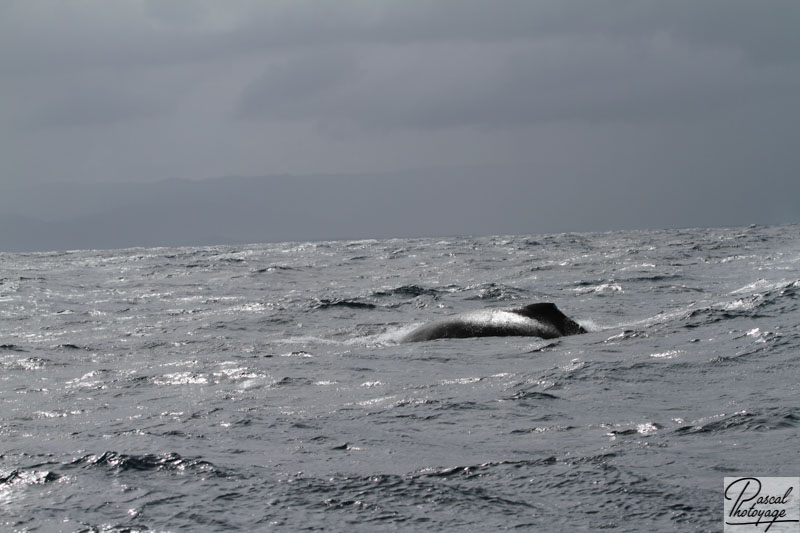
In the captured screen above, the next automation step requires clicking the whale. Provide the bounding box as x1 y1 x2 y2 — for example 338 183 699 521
400 302 586 343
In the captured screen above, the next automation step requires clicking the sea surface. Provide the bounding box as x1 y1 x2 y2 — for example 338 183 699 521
1 224 799 532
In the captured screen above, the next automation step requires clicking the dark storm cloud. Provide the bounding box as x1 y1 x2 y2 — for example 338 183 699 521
28 86 164 130
235 35 799 130
3 0 798 132
3 1 798 74
1 0 799 238
224 1 800 131
237 49 359 121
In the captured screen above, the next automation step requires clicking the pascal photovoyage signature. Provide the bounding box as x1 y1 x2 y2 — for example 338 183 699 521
725 477 797 532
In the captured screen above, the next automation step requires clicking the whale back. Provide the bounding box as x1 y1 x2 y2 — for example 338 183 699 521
513 303 586 336
400 302 585 343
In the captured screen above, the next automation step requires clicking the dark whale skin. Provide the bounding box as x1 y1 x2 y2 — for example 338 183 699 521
401 302 586 343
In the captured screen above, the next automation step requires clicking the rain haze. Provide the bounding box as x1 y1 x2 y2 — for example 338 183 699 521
1 1 799 251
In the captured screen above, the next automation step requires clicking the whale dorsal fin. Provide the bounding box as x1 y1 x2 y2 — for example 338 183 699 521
515 303 586 336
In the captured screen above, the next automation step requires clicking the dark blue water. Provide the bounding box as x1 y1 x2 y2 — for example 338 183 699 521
2 225 799 531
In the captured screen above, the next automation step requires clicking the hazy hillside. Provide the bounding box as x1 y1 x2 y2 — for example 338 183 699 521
1 169 794 253
1 171 549 252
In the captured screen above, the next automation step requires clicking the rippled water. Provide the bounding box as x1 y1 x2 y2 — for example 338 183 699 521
2 224 799 531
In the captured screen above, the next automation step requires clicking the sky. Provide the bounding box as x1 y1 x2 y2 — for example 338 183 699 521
1 1 799 237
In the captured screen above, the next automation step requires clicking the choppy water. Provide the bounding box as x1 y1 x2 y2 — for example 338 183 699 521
1 224 799 532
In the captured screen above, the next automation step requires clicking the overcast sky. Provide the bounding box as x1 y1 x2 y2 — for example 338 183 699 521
2 1 799 232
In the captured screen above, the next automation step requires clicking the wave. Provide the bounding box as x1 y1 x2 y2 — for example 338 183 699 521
312 298 376 310
53 343 94 351
372 285 440 298
0 343 27 352
464 282 525 301
68 451 229 477
683 279 800 328
251 264 296 274
601 279 800 335
674 407 798 435
0 469 61 487
0 356 49 370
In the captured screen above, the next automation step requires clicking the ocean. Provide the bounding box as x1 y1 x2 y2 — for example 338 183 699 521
1 224 799 532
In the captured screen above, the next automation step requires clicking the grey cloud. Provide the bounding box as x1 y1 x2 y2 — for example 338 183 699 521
4 1 798 132
3 63 196 131
235 35 800 131
0 0 798 237
237 49 359 121
228 0 800 65
26 87 164 130
3 1 798 77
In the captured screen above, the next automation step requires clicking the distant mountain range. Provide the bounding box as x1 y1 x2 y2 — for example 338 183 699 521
1 169 794 253
0 170 554 252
